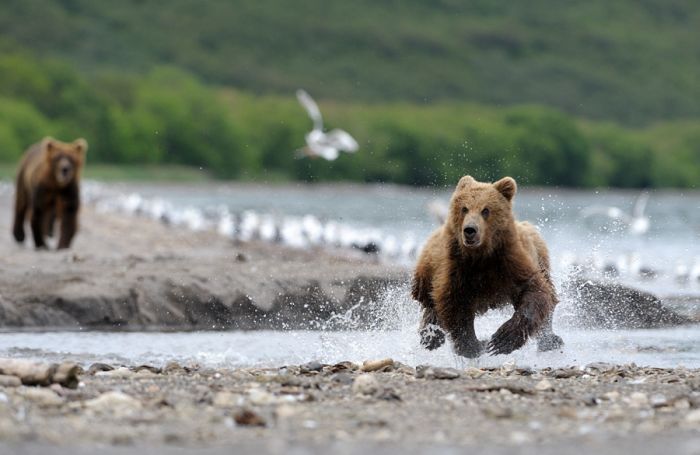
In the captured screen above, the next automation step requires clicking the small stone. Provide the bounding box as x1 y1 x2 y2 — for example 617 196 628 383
163 362 185 374
331 372 355 385
0 375 21 387
360 358 394 372
604 391 621 401
234 409 266 427
352 374 379 395
535 379 554 391
551 367 583 379
213 392 240 408
483 406 513 419
627 392 649 408
374 388 401 401
431 367 461 380
464 367 485 379
248 389 277 405
585 362 615 374
20 388 64 407
300 361 323 373
650 394 669 408
685 409 700 423
85 391 142 416
276 404 298 419
87 363 114 375
95 367 134 378
133 365 162 374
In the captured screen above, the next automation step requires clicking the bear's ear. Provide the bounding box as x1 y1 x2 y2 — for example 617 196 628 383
494 177 517 201
42 137 57 159
73 138 88 156
457 175 476 189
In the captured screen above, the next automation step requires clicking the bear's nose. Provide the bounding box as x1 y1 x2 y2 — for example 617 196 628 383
464 225 478 238
61 166 70 176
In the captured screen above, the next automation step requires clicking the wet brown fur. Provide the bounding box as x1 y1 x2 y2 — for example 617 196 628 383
412 175 563 357
13 137 87 249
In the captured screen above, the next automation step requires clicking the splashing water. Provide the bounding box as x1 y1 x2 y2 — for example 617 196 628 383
0 282 697 369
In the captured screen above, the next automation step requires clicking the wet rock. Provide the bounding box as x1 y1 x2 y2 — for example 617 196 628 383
0 375 21 387
300 361 324 373
360 358 393 372
88 363 115 375
163 362 185 374
329 361 358 373
20 388 64 407
234 409 266 427
352 374 379 395
567 279 693 329
85 391 142 416
133 365 162 374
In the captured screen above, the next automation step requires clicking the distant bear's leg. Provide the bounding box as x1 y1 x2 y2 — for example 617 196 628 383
488 278 555 356
536 312 564 352
44 207 56 238
12 185 28 243
57 200 78 249
419 306 446 350
30 204 46 249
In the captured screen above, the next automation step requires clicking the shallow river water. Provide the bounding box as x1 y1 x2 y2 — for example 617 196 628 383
1 182 699 369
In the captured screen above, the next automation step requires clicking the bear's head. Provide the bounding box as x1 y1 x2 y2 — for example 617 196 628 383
43 137 88 187
447 175 517 254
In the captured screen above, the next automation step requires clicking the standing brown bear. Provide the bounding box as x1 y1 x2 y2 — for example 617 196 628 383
412 175 563 357
13 137 87 249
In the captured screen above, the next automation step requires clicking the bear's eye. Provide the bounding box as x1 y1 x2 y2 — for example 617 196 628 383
481 207 490 218
461 207 468 214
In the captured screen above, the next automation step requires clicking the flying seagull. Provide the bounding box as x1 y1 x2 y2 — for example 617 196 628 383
580 191 650 235
296 89 359 160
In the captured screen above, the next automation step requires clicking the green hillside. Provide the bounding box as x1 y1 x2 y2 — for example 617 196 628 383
2 0 700 125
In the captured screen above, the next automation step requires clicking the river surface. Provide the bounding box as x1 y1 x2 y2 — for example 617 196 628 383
1 181 699 368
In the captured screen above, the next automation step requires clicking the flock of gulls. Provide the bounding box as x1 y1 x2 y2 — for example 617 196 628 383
7 88 696 288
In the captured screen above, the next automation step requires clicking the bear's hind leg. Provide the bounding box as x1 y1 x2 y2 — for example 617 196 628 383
13 184 28 243
30 206 47 249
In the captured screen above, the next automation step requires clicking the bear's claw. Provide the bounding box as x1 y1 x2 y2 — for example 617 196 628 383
420 324 446 350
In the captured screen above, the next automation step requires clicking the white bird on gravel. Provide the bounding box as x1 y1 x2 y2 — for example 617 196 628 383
296 89 359 161
580 191 651 235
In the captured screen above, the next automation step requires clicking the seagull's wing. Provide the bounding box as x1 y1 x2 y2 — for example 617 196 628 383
325 129 359 152
316 145 339 161
632 191 649 218
580 205 631 222
296 89 323 131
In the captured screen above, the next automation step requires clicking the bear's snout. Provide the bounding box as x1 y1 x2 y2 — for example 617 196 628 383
463 224 480 246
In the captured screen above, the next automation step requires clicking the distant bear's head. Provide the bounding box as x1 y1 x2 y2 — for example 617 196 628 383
448 175 517 253
43 137 88 187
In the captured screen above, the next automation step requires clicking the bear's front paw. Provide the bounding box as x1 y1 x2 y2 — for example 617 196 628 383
537 333 564 352
454 339 487 358
487 318 528 356
420 324 446 350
